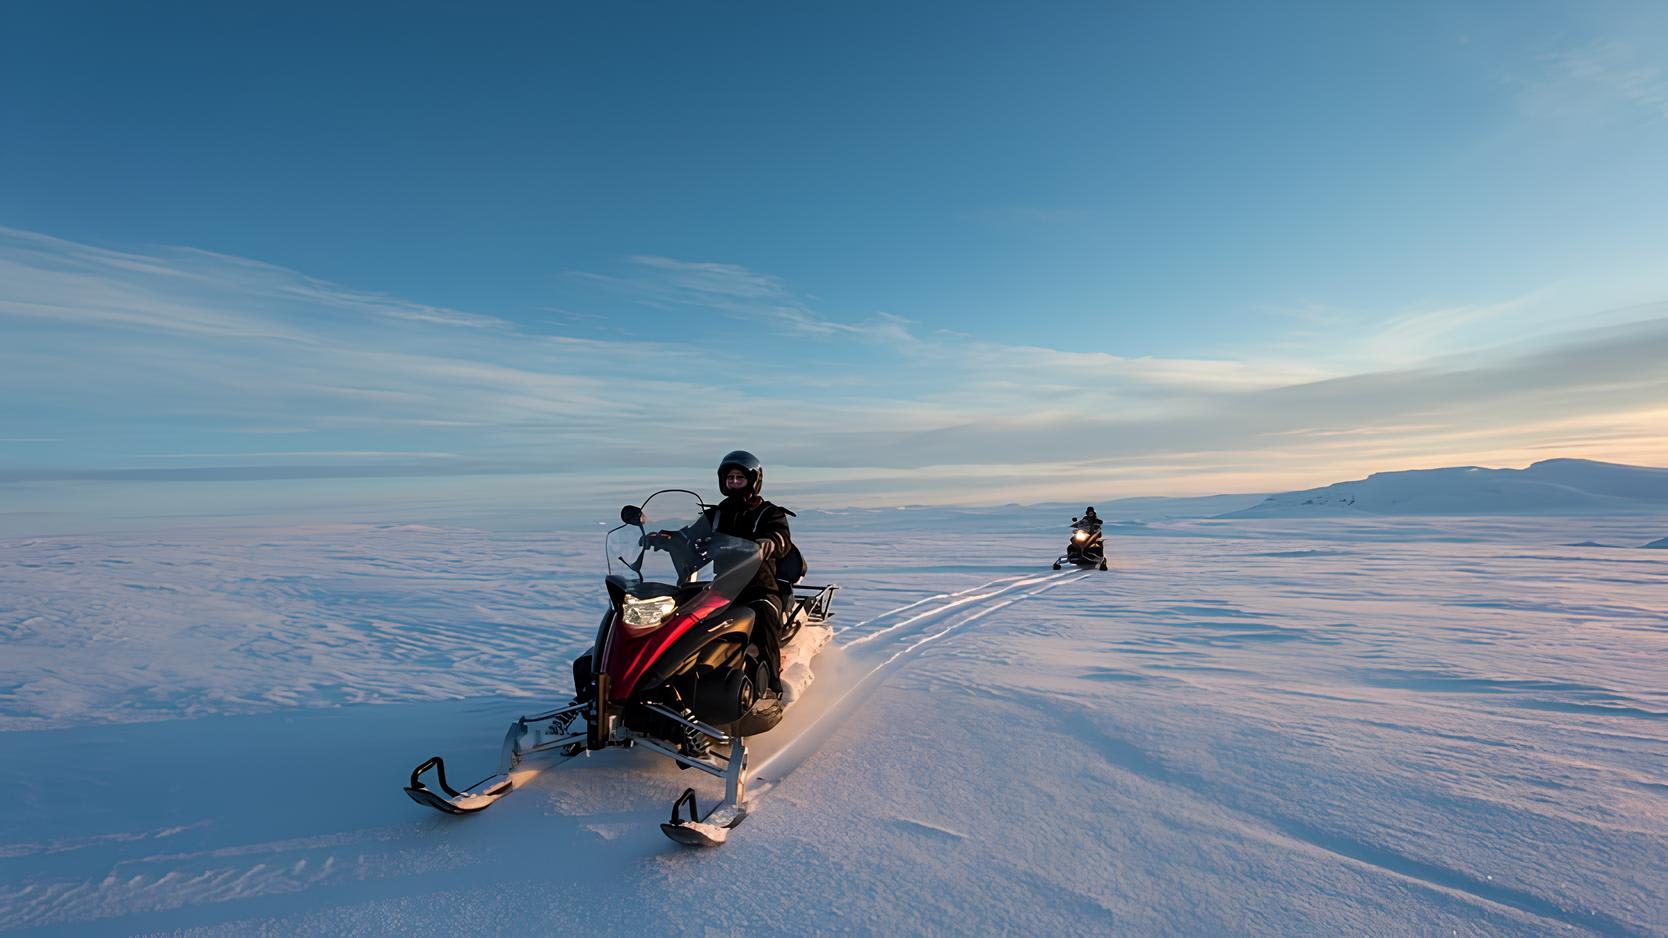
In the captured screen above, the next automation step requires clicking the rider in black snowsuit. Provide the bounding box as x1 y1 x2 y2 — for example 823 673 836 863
706 450 795 692
1077 506 1101 532
571 450 797 702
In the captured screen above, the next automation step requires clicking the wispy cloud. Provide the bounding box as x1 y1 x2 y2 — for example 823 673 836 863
753 314 1668 491
1258 284 1668 377
169 244 512 330
1372 295 1539 358
1510 37 1668 129
0 227 510 339
1545 39 1668 123
571 254 920 342
136 451 463 460
3 227 1665 509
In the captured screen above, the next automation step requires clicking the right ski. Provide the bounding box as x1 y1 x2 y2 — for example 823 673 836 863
660 787 747 847
403 701 587 816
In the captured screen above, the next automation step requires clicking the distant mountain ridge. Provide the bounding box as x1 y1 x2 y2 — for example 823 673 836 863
788 459 1668 529
1223 459 1668 517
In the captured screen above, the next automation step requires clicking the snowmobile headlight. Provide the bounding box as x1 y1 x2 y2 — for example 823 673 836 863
621 595 677 628
1072 530 1089 543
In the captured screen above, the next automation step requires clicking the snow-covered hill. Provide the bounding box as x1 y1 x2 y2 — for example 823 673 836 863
1224 458 1668 517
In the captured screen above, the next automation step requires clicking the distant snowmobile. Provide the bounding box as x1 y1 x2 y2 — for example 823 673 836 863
403 488 837 847
1053 516 1108 571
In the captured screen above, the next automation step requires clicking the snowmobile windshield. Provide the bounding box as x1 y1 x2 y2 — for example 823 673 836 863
607 489 761 603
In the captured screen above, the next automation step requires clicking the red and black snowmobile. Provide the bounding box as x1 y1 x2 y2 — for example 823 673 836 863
403 488 836 847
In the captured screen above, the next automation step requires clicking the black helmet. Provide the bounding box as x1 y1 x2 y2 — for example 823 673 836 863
1085 506 1096 514
718 450 763 498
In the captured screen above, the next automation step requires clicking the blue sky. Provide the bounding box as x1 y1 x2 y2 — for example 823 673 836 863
3 1 1668 524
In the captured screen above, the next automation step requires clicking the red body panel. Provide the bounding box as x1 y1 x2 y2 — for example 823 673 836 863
601 592 732 701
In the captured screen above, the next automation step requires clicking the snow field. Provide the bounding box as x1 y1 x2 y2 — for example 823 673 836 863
1 512 1665 935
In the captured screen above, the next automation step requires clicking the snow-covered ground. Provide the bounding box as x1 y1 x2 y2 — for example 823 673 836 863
3 510 1666 935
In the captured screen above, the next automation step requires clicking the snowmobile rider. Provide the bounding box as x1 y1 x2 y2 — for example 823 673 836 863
1077 506 1101 532
706 450 795 692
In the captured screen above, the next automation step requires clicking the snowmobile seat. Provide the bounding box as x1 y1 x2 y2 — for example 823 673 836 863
775 544 809 639
776 545 808 605
776 543 807 587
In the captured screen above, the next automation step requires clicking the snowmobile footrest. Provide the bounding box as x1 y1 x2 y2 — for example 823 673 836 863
403 756 512 815
660 787 746 847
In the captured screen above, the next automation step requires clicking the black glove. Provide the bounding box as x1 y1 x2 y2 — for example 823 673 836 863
755 537 778 562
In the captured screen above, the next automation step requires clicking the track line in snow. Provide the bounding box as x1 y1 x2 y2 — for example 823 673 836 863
410 571 1084 837
869 572 1088 671
750 573 1089 789
833 573 1031 637
842 570 1074 650
398 578 1045 816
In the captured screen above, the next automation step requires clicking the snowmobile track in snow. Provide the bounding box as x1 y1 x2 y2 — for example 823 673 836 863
833 572 1034 635
433 571 1090 839
841 570 1076 650
750 571 1090 793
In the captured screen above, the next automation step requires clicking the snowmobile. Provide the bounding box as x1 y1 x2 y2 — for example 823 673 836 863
403 488 837 847
1053 516 1108 571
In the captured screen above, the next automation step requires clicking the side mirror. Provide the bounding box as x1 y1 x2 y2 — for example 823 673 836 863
1072 517 1078 522
620 505 644 526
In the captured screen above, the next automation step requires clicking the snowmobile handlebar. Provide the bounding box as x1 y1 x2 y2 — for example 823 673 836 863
643 528 713 563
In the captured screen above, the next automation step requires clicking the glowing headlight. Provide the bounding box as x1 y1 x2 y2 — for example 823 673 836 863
622 595 677 628
1072 530 1089 543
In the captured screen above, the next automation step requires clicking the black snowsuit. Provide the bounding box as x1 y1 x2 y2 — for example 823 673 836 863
705 494 794 691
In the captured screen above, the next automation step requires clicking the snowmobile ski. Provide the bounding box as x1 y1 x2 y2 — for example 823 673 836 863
402 701 588 816
661 787 748 847
403 756 512 814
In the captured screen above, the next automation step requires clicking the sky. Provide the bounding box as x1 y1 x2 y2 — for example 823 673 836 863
3 1 1668 529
